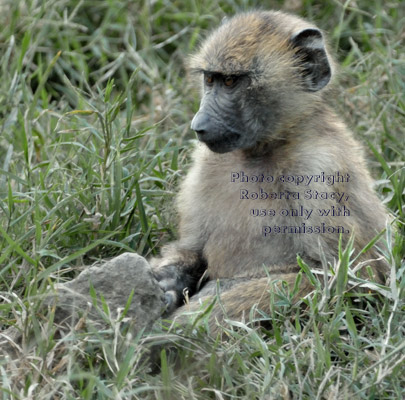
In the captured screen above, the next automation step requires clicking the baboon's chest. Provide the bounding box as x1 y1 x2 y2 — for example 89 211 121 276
196 160 299 278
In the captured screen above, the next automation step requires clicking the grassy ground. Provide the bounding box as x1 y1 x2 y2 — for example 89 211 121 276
0 0 404 398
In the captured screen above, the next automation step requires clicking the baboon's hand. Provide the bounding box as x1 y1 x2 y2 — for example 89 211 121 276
153 265 186 315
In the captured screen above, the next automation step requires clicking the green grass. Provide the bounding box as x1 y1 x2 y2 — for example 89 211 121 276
0 0 404 398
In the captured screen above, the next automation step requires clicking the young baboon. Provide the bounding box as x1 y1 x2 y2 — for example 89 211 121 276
151 11 389 330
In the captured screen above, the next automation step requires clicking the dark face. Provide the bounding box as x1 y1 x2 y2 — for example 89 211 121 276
191 72 263 153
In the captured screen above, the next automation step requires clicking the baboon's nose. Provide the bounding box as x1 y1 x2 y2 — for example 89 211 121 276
191 111 210 136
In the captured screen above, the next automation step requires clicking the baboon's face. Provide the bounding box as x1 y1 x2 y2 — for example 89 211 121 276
191 72 261 153
189 11 332 154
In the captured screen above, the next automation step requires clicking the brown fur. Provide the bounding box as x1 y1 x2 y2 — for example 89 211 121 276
151 11 389 333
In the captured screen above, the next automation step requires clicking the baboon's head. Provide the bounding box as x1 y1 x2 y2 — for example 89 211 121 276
189 11 334 153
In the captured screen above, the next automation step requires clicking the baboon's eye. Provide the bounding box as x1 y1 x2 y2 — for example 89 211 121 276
223 76 237 87
204 74 214 86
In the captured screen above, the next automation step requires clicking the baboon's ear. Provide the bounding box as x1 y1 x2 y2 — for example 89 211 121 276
291 28 331 92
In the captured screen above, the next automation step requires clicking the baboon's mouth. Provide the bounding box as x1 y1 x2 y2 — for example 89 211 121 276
200 132 241 153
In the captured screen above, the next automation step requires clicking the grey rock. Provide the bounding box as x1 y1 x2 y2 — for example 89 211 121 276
50 252 165 330
1 253 165 356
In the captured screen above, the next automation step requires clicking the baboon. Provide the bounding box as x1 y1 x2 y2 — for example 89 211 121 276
151 11 389 331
